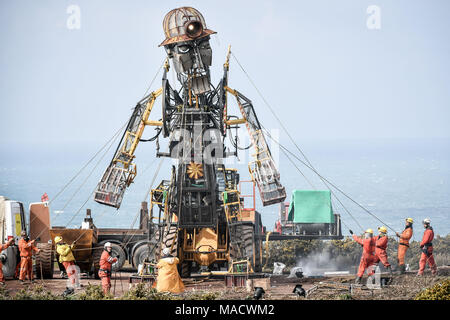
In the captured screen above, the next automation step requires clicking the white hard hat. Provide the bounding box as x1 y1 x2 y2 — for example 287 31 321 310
104 242 112 248
162 248 171 256
423 218 431 224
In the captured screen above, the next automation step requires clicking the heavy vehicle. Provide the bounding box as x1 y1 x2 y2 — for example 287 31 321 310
33 203 153 279
0 196 26 278
2 197 156 279
272 190 343 240
93 7 285 276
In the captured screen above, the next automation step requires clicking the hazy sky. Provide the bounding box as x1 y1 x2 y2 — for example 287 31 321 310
1 0 449 148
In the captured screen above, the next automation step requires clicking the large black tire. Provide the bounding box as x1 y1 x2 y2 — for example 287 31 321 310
229 224 260 272
132 244 156 268
155 224 178 260
180 261 191 278
92 244 103 279
35 243 54 279
109 243 126 271
94 241 126 273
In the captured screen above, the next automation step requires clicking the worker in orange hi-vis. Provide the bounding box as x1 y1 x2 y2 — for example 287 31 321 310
18 231 40 284
350 229 377 284
156 248 185 293
0 238 15 286
373 226 393 276
396 218 413 274
98 242 118 295
417 218 438 276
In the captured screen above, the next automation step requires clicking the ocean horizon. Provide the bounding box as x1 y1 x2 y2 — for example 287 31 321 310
1 137 449 237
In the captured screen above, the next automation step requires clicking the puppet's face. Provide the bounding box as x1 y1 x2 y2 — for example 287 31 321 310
165 37 212 95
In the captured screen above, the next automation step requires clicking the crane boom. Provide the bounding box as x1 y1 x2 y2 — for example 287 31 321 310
93 88 162 208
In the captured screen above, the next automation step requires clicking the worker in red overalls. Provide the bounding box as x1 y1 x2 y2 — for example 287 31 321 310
18 231 40 283
373 226 393 276
350 228 377 284
98 242 118 295
417 218 437 276
0 238 15 286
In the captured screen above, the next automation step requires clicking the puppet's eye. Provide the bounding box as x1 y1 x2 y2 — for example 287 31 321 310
178 45 190 54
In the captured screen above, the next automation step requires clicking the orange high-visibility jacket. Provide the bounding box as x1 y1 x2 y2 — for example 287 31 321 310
399 226 413 246
18 239 38 257
99 250 117 274
375 235 388 253
420 227 434 253
352 234 376 259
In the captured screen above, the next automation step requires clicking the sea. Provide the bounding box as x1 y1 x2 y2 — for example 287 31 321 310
1 137 449 237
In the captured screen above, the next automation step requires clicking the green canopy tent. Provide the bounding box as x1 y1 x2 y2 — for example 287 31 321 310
287 190 335 224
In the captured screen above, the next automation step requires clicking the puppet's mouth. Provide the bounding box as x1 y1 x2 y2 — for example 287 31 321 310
191 74 211 95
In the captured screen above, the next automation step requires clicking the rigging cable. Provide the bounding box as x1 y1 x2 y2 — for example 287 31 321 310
264 128 396 233
231 51 391 233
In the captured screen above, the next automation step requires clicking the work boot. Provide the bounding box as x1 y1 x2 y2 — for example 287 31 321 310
386 266 393 284
354 277 362 284
20 280 26 285
398 264 405 275
63 287 74 297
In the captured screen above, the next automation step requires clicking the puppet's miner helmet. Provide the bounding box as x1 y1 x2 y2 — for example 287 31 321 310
159 7 216 47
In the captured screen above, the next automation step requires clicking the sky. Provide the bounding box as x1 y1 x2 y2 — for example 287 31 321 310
0 1 449 234
1 0 449 148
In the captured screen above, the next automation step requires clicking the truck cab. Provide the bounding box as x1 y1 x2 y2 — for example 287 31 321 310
0 196 27 278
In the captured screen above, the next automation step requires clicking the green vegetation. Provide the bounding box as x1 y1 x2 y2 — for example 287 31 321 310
0 286 10 300
121 283 220 300
338 293 353 300
12 284 62 300
75 283 112 300
415 279 450 300
0 282 221 300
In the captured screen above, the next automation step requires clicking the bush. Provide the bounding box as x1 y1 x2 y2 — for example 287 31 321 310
76 283 112 300
415 279 450 300
121 283 220 300
12 284 61 300
121 283 181 300
339 293 353 300
0 286 10 300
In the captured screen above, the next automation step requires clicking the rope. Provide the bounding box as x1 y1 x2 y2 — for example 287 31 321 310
31 60 164 234
60 124 121 229
28 121 127 230
230 50 392 233
265 130 396 233
141 59 165 99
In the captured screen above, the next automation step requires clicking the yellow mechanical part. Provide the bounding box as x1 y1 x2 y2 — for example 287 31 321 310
225 118 246 125
194 228 218 267
186 162 204 179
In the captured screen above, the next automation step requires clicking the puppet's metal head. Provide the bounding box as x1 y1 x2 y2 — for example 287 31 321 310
160 7 216 95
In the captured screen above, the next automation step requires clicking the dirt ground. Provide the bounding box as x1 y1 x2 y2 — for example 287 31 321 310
2 266 449 300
